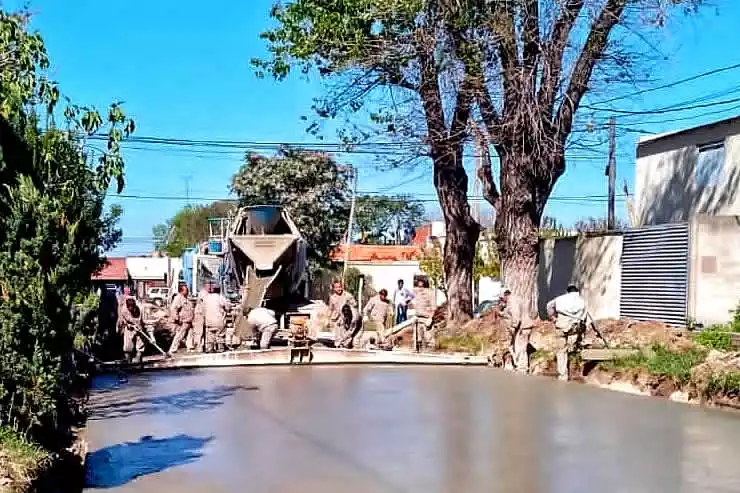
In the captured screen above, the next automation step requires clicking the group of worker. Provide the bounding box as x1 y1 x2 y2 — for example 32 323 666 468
328 278 436 349
116 284 235 363
498 284 593 381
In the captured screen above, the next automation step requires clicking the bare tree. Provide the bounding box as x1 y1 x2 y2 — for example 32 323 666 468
254 0 703 322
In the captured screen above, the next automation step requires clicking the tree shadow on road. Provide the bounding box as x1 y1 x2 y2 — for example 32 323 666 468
85 434 213 489
88 384 257 420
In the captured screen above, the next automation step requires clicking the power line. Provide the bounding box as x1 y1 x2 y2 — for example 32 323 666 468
590 62 740 106
110 192 626 203
583 96 740 117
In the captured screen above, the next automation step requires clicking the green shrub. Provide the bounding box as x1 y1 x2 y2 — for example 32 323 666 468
731 302 740 333
599 351 648 372
704 372 740 398
601 345 706 386
437 334 487 354
0 425 50 489
695 328 733 351
645 345 706 385
0 12 133 447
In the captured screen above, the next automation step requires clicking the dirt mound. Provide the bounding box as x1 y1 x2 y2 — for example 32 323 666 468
447 313 694 359
590 318 695 351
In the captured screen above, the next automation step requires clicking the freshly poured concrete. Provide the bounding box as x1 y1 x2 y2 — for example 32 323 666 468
84 366 740 492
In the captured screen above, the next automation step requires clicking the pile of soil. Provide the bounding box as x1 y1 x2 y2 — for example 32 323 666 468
456 314 693 352
587 318 695 352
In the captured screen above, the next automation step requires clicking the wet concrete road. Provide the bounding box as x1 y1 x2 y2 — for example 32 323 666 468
84 366 740 493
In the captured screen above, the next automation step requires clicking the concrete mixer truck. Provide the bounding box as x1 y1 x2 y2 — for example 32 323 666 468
220 205 320 348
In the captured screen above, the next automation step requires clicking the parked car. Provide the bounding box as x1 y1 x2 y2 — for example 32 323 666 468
474 299 498 318
147 287 170 306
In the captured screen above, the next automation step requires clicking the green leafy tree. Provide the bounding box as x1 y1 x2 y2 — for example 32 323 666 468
152 201 237 256
231 148 351 265
0 10 133 445
253 0 704 322
355 195 425 244
419 242 446 295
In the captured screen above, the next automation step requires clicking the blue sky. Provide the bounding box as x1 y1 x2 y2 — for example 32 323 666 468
17 0 740 255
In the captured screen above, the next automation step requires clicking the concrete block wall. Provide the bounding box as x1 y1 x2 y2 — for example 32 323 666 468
538 234 622 320
635 121 740 227
690 215 740 326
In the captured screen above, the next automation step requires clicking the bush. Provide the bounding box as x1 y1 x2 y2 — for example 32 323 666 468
601 345 706 386
0 11 133 448
646 345 706 385
704 372 740 399
437 334 487 354
0 425 50 491
695 328 733 351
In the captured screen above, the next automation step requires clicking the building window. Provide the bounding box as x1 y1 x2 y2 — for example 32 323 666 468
695 140 725 187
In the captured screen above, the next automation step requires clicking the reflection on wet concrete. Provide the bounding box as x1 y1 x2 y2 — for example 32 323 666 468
84 366 740 493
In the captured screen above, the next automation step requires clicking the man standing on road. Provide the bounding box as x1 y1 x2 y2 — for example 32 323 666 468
168 284 194 355
411 279 436 348
393 279 414 324
547 285 592 381
203 286 230 352
363 289 392 345
500 288 533 374
328 280 359 348
118 297 145 363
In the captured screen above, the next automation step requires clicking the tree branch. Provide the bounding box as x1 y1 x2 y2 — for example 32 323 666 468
538 0 585 118
414 29 447 153
555 0 628 142
449 74 474 145
491 1 519 114
472 121 500 210
522 0 541 74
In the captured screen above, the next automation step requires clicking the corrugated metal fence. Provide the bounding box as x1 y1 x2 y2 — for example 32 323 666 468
620 223 690 326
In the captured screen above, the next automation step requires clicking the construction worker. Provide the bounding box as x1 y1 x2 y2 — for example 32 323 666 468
392 279 414 324
118 297 145 363
168 284 194 355
203 285 230 352
246 307 278 349
500 288 533 373
190 286 209 351
363 289 392 344
411 278 436 348
328 280 359 348
547 285 592 381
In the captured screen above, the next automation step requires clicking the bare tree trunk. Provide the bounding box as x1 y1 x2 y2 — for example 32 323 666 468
435 152 480 329
495 151 560 314
443 218 478 328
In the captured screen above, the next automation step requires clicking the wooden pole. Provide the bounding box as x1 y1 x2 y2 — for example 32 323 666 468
607 117 616 230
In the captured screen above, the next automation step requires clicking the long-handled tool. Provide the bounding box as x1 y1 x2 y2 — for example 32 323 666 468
134 326 170 358
73 347 128 383
590 321 610 349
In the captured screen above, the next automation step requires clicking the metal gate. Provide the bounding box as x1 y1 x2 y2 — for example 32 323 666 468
620 223 690 326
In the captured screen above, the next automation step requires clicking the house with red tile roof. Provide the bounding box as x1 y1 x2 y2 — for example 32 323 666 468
330 244 447 306
92 257 129 282
92 257 131 293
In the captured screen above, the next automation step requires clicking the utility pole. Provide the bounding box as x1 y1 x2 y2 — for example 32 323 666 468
342 166 358 281
183 175 192 207
607 117 616 230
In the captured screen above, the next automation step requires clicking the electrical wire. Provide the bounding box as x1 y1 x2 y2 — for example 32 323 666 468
590 62 740 106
